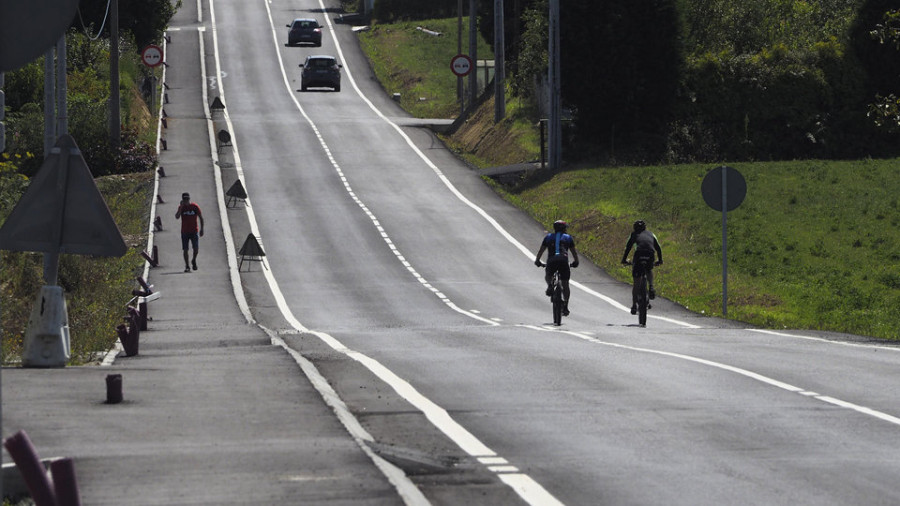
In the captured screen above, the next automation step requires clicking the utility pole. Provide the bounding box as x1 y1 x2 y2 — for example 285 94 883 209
1 71 6 152
56 36 67 136
43 47 56 157
468 0 478 107
109 0 120 147
458 0 464 115
548 0 561 170
493 0 505 122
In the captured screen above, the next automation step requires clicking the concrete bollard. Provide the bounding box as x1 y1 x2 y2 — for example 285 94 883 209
106 374 123 404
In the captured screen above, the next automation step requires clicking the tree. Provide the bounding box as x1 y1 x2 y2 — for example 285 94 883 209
559 0 683 160
866 8 900 131
74 0 175 49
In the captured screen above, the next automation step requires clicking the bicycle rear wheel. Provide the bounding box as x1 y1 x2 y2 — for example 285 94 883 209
552 286 563 325
637 275 648 326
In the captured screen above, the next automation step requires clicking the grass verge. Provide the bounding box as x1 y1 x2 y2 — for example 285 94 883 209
1 172 153 365
492 161 900 339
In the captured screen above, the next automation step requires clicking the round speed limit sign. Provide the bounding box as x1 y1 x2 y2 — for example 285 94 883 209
141 45 164 67
450 54 473 77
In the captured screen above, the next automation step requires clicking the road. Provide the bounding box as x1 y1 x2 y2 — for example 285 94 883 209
176 0 900 504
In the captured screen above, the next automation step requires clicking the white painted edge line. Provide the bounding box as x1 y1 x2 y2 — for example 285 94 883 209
748 328 900 352
522 324 900 428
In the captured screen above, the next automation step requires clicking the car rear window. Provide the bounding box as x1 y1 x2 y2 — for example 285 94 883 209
309 58 335 68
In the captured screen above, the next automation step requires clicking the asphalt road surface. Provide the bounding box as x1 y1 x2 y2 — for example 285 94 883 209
160 0 900 504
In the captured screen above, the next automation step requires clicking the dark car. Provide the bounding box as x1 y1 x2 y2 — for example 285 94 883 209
300 55 342 92
286 18 322 46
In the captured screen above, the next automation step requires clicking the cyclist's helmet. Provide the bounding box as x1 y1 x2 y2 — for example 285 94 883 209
553 220 568 232
633 220 646 233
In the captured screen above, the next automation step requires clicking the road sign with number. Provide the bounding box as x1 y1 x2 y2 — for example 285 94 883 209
141 45 164 68
450 54 473 77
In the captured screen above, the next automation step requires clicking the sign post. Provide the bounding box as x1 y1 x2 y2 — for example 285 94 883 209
141 45 163 116
701 166 747 317
451 54 473 116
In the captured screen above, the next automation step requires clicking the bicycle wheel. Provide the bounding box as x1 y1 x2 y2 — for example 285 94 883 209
637 274 648 327
552 284 563 325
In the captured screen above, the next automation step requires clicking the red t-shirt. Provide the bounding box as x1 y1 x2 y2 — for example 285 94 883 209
179 203 202 234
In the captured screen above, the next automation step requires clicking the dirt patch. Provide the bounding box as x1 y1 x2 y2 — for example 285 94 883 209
448 96 534 167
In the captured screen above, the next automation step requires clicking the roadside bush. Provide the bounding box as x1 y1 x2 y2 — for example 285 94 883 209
373 0 459 22
3 31 157 178
669 40 890 162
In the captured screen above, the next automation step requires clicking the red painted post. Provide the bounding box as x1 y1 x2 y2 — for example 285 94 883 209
50 457 82 506
3 431 57 506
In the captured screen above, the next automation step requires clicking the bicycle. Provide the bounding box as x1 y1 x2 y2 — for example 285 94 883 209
624 259 654 327
537 262 567 326
549 270 565 326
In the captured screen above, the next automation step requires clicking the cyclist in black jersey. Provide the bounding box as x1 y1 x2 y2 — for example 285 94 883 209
535 220 580 316
621 220 663 314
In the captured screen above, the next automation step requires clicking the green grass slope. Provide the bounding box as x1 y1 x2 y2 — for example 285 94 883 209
495 161 899 339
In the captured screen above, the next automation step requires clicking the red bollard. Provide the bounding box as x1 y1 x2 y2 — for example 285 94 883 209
3 431 57 506
50 457 82 506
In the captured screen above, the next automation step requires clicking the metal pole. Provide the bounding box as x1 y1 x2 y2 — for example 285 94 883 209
1 71 6 152
109 0 120 147
56 36 67 136
44 48 56 157
722 167 728 317
548 0 561 170
458 0 464 115
493 0 505 122
43 48 59 285
468 0 478 107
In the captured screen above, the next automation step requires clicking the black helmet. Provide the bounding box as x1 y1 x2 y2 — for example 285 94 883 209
633 220 646 233
553 220 568 232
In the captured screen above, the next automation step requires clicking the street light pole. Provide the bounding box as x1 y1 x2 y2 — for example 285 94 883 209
458 0 464 115
468 0 478 107
494 0 505 122
548 0 561 170
109 0 120 147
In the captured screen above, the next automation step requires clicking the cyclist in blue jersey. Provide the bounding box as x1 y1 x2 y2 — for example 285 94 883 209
621 220 663 314
535 220 580 316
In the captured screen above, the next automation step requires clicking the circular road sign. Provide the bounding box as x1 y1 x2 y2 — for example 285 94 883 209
141 45 164 68
701 165 747 212
450 54 473 77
